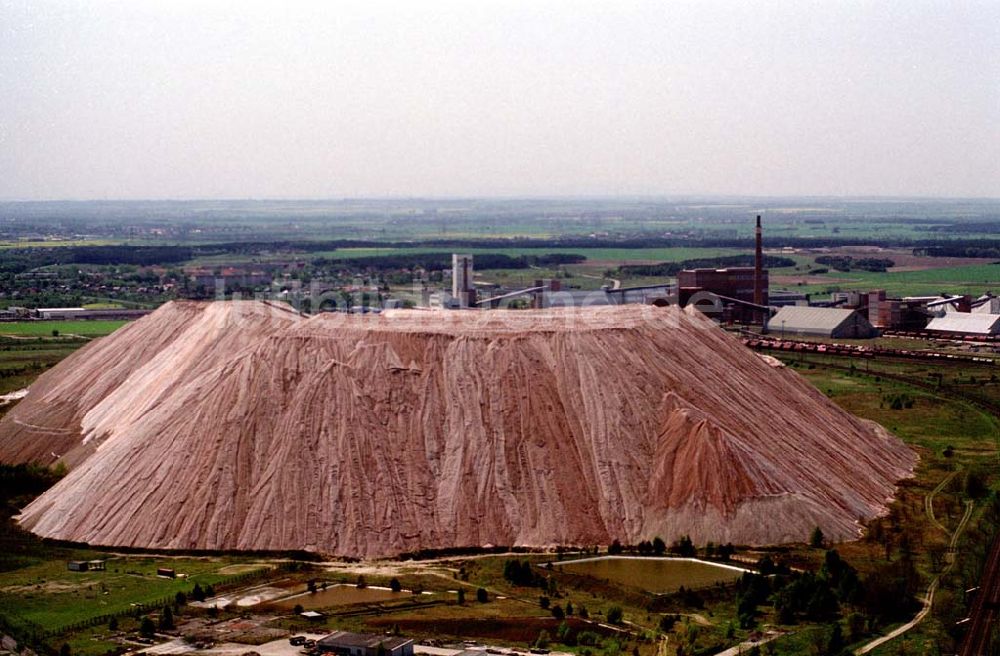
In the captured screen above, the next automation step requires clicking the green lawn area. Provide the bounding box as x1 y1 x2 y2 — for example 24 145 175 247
0 321 127 338
0 553 265 633
80 303 125 310
0 340 84 394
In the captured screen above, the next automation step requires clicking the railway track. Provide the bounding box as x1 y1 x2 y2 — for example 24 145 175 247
959 529 1000 656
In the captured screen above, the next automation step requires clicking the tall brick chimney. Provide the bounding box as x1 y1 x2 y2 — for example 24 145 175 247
753 215 763 308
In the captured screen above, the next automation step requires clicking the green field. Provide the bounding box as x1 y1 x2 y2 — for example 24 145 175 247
0 322 126 395
0 554 264 634
0 341 83 395
789 360 1000 454
796 262 1000 296
0 321 127 338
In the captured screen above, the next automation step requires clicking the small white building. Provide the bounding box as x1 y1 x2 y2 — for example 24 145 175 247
35 307 88 320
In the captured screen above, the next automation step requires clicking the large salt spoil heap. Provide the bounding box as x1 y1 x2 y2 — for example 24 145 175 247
0 300 915 557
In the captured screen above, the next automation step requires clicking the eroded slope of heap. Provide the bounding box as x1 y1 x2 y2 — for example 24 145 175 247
1 301 915 557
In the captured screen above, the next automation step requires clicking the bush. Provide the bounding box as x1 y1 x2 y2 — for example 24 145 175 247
659 614 678 633
140 616 156 638
810 526 825 548
557 621 576 646
389 577 402 593
476 587 488 603
503 559 545 587
669 535 696 557
607 606 623 624
965 468 989 499
191 583 205 602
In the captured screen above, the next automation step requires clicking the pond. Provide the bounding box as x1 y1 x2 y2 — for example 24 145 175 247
268 584 407 610
551 556 747 593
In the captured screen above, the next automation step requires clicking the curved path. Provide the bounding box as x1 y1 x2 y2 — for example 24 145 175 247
925 468 961 533
855 498 974 655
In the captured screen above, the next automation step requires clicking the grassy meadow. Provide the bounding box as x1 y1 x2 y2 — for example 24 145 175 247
0 554 264 634
0 321 127 338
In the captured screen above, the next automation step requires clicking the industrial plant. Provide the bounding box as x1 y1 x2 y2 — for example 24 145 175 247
420 216 1000 341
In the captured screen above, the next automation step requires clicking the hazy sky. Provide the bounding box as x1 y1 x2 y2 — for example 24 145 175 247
1 0 998 200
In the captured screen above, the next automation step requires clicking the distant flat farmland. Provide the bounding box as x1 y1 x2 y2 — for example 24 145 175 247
789 262 1000 297
312 246 742 262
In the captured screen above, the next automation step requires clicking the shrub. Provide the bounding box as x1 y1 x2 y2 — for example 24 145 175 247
159 605 174 631
140 616 156 638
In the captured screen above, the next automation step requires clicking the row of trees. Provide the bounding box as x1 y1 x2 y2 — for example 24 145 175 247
619 254 796 278
607 536 736 560
814 255 895 272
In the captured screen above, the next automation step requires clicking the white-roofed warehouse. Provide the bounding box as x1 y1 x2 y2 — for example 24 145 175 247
925 313 1000 336
769 306 878 339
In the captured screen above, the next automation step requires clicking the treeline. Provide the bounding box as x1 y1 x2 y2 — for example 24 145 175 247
8 235 1000 274
926 222 1000 234
0 246 195 273
619 254 796 277
814 255 895 272
916 246 1000 258
313 252 586 272
607 535 737 560
0 462 65 518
